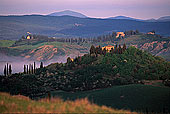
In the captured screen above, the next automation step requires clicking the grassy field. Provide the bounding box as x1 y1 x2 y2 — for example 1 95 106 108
49 84 170 113
0 92 136 113
0 40 15 47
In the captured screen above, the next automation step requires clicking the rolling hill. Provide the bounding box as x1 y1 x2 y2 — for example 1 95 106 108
157 16 170 22
0 42 170 113
48 10 87 18
0 15 170 40
107 16 142 21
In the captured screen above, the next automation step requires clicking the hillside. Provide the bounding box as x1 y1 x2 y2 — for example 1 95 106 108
1 46 170 96
48 10 87 18
0 92 135 113
0 34 170 62
158 16 170 22
117 34 170 61
0 15 170 40
0 45 170 113
107 16 142 21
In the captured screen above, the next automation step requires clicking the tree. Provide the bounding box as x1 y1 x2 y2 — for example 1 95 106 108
110 47 114 55
21 35 25 39
67 57 74 69
67 57 72 64
40 62 43 68
98 45 102 55
29 64 31 74
151 30 155 34
9 65 12 75
102 48 107 56
114 44 118 54
24 65 26 74
7 63 8 76
90 45 96 55
31 64 33 74
135 30 139 34
4 65 6 76
27 65 28 74
34 62 36 74
122 43 127 52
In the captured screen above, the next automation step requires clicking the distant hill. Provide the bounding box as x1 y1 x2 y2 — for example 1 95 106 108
145 16 170 22
157 16 170 22
48 10 87 18
107 16 143 21
0 15 170 40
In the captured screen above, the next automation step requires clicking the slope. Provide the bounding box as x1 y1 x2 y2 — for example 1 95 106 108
50 84 170 113
0 92 136 113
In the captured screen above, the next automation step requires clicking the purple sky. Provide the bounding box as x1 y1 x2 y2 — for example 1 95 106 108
0 0 170 19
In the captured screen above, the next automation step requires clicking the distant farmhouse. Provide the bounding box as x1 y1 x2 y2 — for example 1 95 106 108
116 32 125 38
147 31 155 35
102 45 114 52
26 32 33 39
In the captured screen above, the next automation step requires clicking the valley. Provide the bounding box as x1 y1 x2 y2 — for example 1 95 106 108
0 23 170 114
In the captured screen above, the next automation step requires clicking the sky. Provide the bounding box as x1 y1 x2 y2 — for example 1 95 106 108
0 0 170 19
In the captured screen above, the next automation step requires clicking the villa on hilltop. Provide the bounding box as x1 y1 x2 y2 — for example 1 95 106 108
102 45 114 52
26 32 33 39
116 32 125 38
147 32 155 35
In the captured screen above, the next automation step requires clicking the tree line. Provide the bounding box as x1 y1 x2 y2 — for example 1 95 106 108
3 62 44 76
54 30 140 44
65 44 127 69
4 63 12 76
23 62 44 74
90 44 127 56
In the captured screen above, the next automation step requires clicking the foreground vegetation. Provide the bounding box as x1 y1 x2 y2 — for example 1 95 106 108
50 84 170 113
0 92 136 113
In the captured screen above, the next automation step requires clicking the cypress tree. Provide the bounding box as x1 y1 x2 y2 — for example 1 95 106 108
118 45 122 54
34 62 36 74
28 64 31 74
7 63 8 76
98 45 102 55
102 48 107 56
123 43 127 52
110 47 114 55
24 65 26 74
90 45 96 55
31 64 33 74
27 65 29 74
9 65 12 75
67 57 72 64
40 62 43 68
114 44 118 54
4 65 6 76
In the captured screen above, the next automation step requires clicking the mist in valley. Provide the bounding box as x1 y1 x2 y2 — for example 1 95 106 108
0 54 72 75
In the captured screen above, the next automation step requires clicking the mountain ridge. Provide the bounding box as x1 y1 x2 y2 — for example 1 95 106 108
0 15 170 40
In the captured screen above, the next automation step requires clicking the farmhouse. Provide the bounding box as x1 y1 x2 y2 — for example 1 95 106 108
26 32 33 39
147 32 155 35
26 35 31 39
102 45 114 52
116 32 125 38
